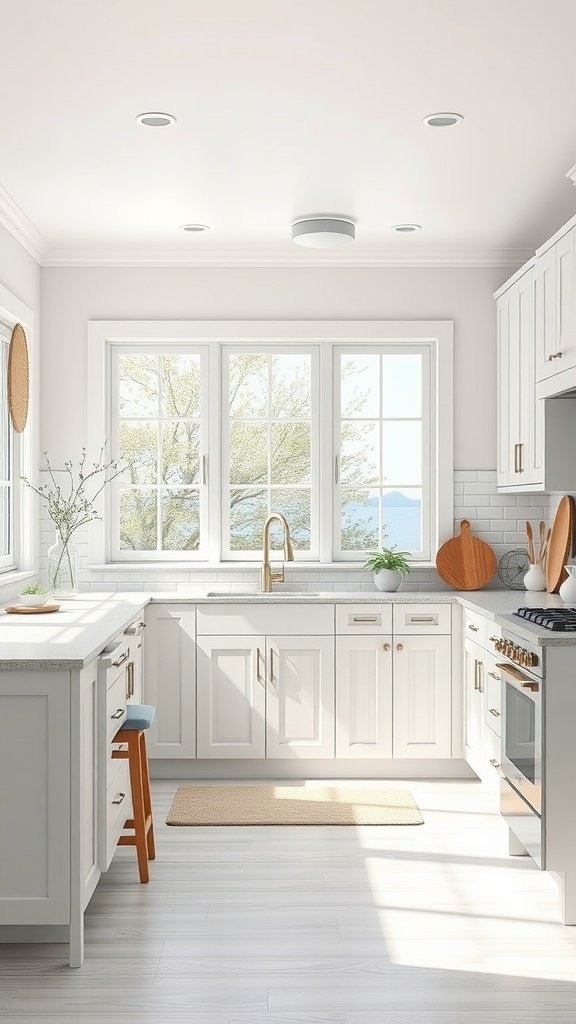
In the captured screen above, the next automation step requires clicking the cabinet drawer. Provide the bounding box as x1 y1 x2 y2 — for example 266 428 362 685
107 739 127 787
106 673 128 743
100 637 132 690
464 609 486 644
335 604 392 634
197 603 334 636
393 604 451 635
485 661 502 737
104 760 131 870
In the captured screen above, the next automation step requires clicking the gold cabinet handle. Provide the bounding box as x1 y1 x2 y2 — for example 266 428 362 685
269 647 277 687
352 616 379 623
256 647 265 687
383 642 391 652
110 708 125 720
112 650 129 669
467 623 479 632
112 792 126 806
488 671 501 680
489 707 500 717
518 442 523 473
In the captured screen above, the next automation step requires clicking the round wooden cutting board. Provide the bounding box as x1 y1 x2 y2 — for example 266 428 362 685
546 495 575 593
7 323 29 433
436 519 497 591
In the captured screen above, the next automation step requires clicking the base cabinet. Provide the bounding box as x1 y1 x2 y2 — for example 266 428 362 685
197 636 266 758
464 635 501 786
335 635 392 758
144 604 197 758
392 635 452 758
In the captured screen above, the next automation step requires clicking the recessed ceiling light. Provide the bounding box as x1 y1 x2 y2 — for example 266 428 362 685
180 223 210 232
292 218 355 248
136 112 176 128
423 112 463 128
391 223 422 233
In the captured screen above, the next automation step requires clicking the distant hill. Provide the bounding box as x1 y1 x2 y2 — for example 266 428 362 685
364 490 420 508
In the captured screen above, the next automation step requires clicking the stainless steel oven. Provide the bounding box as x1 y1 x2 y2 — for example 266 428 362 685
490 630 543 866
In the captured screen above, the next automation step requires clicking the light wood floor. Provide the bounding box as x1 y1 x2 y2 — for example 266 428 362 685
1 778 576 1022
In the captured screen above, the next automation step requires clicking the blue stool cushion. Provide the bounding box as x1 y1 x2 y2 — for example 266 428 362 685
120 703 156 731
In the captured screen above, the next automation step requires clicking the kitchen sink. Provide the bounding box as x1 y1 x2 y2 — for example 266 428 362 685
206 591 320 598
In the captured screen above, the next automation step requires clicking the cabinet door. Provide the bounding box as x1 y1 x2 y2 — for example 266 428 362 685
464 638 483 758
335 635 392 758
556 226 576 373
517 268 536 485
392 635 452 758
196 636 266 758
496 291 515 488
144 604 196 758
535 244 558 382
266 636 335 758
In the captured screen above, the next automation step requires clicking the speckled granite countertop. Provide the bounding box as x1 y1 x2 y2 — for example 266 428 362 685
0 589 573 669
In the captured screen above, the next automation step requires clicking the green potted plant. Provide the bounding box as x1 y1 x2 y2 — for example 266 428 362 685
18 583 49 608
363 546 411 592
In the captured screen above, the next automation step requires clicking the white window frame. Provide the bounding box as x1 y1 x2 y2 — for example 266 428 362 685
88 320 453 568
0 284 35 578
221 343 320 561
109 343 210 562
333 342 434 562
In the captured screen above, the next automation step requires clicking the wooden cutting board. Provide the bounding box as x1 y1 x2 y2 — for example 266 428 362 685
436 520 497 591
4 603 60 614
546 496 576 593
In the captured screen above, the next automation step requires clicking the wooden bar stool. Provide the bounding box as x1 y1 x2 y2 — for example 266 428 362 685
113 704 156 883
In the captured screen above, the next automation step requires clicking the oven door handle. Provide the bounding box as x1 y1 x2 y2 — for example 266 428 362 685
496 662 539 692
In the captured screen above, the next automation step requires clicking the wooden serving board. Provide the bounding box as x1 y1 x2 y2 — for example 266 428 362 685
4 603 60 614
435 520 497 591
546 495 575 593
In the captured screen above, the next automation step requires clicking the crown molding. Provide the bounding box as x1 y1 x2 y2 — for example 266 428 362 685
41 245 532 269
0 183 48 263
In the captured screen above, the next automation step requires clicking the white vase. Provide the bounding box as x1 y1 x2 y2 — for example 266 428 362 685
374 568 402 592
523 563 546 592
47 533 79 597
559 565 576 604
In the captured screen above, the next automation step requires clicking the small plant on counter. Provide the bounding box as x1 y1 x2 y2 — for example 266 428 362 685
22 447 127 596
363 545 411 592
20 584 47 595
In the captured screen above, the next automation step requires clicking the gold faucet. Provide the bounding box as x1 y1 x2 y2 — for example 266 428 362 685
261 512 294 592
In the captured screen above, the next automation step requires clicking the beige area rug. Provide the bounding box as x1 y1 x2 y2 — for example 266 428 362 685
166 785 423 826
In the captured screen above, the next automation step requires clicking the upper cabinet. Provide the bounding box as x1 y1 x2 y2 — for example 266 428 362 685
495 214 576 493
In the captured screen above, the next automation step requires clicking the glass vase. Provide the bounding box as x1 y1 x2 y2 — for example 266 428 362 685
47 533 79 597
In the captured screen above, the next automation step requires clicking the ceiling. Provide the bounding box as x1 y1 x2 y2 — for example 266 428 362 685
2 0 576 266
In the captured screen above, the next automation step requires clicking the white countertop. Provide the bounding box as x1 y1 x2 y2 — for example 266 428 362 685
0 588 573 669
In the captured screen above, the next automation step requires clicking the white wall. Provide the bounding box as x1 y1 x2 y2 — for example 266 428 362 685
40 265 506 468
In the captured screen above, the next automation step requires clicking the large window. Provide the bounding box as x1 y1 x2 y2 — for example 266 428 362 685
96 322 452 565
0 326 14 570
335 346 431 560
110 346 208 559
222 347 319 558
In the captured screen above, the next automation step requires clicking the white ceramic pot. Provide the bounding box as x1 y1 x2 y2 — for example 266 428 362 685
523 563 546 592
559 565 576 604
373 568 402 592
18 593 49 607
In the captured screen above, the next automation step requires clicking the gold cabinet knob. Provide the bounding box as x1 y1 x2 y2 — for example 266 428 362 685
383 643 391 652
396 643 404 652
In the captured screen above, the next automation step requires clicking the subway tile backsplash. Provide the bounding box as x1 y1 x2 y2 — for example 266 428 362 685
38 470 555 593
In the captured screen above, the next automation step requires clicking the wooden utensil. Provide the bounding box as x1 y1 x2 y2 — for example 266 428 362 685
538 521 546 562
4 603 60 614
526 521 535 565
436 520 497 591
7 323 29 433
546 496 576 593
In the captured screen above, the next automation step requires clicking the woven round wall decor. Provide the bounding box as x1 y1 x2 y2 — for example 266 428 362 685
7 323 29 433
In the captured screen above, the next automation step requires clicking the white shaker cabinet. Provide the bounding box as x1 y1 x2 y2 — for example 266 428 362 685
144 604 196 758
535 225 576 387
335 635 392 758
464 637 484 768
266 636 335 759
196 636 266 758
496 263 540 490
392 635 452 758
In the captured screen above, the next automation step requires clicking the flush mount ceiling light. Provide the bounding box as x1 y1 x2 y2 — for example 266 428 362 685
423 112 464 128
136 112 176 127
391 223 422 233
291 218 355 248
180 223 210 233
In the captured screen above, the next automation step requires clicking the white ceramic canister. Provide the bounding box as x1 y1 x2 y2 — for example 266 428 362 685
559 565 576 603
523 563 546 592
